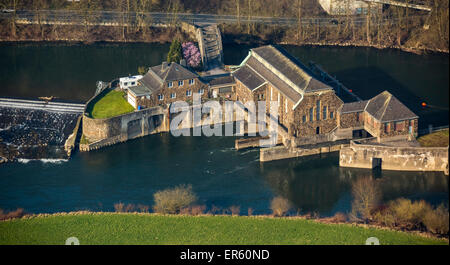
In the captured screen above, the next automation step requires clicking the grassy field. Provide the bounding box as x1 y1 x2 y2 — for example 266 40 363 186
87 90 134 119
0 213 447 245
417 129 449 147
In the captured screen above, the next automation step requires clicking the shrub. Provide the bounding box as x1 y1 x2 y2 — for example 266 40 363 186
0 208 25 220
247 208 253 216
423 204 449 235
114 202 136 213
153 185 197 214
229 205 240 216
137 204 150 213
389 198 432 230
114 202 125 213
332 212 348 223
351 177 381 221
209 205 221 215
270 196 291 217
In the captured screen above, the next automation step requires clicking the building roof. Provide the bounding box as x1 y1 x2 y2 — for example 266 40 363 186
140 62 200 92
251 45 331 93
246 56 302 103
341 100 369 114
128 84 152 97
151 62 198 82
365 91 418 122
209 75 235 88
233 65 266 91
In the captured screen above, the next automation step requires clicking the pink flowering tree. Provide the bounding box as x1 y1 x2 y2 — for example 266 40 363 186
182 42 201 68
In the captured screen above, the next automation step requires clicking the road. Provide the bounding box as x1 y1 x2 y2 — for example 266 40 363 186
0 9 427 27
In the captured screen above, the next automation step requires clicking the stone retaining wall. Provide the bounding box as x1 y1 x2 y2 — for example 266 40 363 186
339 141 449 174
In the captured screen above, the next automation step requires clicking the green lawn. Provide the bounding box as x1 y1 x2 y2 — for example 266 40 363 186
417 129 449 147
87 90 134 119
0 213 447 245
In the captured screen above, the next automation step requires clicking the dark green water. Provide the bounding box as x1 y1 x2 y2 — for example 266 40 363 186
0 43 448 215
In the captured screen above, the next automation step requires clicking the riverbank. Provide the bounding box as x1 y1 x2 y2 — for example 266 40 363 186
1 21 448 55
0 212 447 245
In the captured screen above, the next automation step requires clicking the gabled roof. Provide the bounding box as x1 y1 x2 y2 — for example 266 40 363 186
251 45 331 93
341 100 369 114
246 56 302 103
365 91 418 122
151 62 198 82
233 65 266 91
140 62 200 92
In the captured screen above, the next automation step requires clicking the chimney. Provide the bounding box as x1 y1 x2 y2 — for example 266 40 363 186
180 59 187 67
162 61 168 71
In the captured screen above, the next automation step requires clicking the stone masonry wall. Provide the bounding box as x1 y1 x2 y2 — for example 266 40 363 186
340 141 448 174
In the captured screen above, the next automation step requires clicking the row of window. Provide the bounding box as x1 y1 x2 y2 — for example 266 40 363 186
302 101 334 123
123 81 136 87
168 79 195 88
158 89 204 101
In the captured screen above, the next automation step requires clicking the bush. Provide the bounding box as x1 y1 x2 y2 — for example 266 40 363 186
0 208 25 220
114 202 136 213
270 196 291 217
423 204 449 235
351 177 381 221
153 185 197 214
247 208 253 216
229 205 240 216
389 198 432 230
137 204 150 213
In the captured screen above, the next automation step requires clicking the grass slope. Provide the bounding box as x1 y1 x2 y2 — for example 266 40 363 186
0 213 447 245
87 90 134 119
418 129 449 147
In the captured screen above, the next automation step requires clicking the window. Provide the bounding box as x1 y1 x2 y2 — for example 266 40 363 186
124 82 128 86
385 123 390 134
323 106 327 120
186 90 192 97
270 87 273 100
316 100 320 121
330 111 334 119
285 99 288 113
199 88 204 95
309 108 314 122
178 80 184 86
158 94 164 101
356 112 360 122
131 82 136 86
168 82 173 88
302 115 306 123
189 79 195 85
146 95 150 100
170 93 176 99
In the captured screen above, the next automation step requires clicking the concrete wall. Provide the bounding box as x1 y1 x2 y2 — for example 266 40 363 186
260 142 344 162
340 141 449 174
81 106 168 151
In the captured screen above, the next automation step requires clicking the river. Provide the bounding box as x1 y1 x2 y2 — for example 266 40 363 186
0 42 448 216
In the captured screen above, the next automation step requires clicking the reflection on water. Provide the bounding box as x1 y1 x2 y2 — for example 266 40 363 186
261 153 448 216
0 133 447 216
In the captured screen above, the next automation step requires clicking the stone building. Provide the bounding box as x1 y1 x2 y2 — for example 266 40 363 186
126 62 209 109
232 45 419 144
232 45 344 142
338 91 419 138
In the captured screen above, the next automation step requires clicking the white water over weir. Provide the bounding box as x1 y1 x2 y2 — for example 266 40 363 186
0 98 85 114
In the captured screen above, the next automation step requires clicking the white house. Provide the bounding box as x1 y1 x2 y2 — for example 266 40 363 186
119 75 143 90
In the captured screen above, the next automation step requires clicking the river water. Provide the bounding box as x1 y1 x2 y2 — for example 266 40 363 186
0 43 448 215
